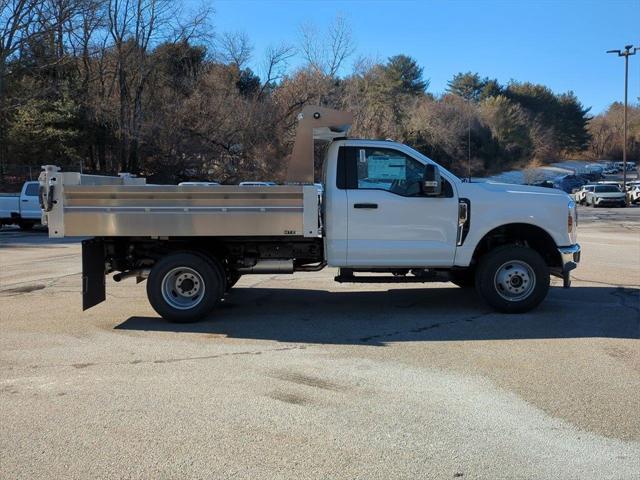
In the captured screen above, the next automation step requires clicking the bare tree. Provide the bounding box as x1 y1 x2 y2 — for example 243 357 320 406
0 0 40 98
299 13 355 77
106 0 211 172
217 30 252 68
258 42 295 98
0 0 42 175
326 14 354 77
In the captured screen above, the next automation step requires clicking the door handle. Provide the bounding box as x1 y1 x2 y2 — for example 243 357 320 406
21 199 29 202
353 203 378 209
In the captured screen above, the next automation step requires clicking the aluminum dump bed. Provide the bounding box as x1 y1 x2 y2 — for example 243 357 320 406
39 166 320 238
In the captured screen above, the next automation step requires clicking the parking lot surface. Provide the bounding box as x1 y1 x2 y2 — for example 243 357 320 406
1 207 639 479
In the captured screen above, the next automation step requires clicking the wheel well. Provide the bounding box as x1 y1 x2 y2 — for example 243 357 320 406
471 223 561 268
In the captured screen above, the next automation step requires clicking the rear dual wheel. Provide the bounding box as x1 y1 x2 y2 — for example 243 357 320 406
147 252 226 323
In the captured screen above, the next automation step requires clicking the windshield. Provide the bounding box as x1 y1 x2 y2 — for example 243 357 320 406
595 186 620 193
401 144 459 182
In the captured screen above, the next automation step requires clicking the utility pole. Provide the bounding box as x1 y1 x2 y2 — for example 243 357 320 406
607 45 638 194
468 99 472 182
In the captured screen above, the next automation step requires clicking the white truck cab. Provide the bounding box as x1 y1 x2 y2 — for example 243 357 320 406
39 106 580 322
0 181 42 230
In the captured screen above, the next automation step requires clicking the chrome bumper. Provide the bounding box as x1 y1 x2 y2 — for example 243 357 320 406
557 244 581 287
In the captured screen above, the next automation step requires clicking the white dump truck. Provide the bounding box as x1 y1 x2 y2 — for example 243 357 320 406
39 106 580 322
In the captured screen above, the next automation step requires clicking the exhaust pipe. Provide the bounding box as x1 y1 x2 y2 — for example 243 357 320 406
295 262 326 272
237 259 294 274
113 268 150 282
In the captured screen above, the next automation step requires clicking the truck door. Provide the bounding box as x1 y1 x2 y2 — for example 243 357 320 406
21 182 42 219
342 146 458 267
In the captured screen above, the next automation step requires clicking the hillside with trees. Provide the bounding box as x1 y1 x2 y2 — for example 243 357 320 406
1 1 635 190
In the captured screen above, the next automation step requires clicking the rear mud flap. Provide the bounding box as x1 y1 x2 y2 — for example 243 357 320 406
82 238 106 310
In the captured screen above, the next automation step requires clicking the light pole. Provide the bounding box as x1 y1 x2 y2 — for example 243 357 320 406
607 45 638 193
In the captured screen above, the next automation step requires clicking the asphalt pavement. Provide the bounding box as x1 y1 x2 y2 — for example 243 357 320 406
1 208 639 479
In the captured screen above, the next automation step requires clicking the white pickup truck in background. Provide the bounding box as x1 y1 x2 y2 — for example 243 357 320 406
39 106 581 322
0 181 42 230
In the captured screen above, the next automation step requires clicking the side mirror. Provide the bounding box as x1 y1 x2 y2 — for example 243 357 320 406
422 164 442 196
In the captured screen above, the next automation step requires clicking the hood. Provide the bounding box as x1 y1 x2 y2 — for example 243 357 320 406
461 181 571 199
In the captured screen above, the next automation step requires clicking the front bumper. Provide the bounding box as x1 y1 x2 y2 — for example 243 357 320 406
557 244 581 287
595 198 626 206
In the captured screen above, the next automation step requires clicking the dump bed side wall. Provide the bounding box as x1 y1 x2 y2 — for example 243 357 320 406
41 168 319 239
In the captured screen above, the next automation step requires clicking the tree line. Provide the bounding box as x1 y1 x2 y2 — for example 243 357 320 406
1 1 637 190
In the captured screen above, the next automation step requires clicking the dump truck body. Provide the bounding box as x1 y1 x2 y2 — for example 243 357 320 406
40 167 320 239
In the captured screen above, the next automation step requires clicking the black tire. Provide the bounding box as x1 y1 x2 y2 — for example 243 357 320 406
147 252 224 323
449 269 475 288
475 245 550 314
191 251 227 297
19 222 34 231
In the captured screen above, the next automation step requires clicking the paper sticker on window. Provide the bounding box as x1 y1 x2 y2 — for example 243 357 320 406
367 156 406 180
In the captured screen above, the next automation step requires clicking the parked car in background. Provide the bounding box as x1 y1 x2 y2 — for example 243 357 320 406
554 175 587 193
578 172 602 182
597 180 623 190
602 166 619 175
531 180 555 189
178 181 220 186
585 184 626 207
614 161 637 172
626 185 640 204
0 181 42 230
584 164 604 176
239 181 277 186
575 184 597 205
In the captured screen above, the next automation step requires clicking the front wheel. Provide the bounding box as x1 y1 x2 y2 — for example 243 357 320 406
147 252 224 322
475 245 550 313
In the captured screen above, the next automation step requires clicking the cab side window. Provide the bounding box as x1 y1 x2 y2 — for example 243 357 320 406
337 146 452 197
25 183 39 196
355 148 424 196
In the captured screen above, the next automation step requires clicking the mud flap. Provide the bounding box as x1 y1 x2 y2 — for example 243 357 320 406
82 238 106 310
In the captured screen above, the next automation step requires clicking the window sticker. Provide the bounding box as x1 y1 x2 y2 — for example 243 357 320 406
367 156 407 180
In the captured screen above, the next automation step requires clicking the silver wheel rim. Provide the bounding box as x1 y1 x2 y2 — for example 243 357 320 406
161 267 205 310
493 260 536 302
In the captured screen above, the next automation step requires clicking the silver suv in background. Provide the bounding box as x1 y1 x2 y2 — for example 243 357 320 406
585 184 626 208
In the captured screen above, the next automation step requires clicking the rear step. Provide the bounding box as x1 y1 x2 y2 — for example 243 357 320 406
334 268 448 284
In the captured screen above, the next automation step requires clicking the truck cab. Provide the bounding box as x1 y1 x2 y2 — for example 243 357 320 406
324 140 460 268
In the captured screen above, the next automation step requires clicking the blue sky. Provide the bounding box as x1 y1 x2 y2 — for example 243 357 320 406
208 0 639 114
